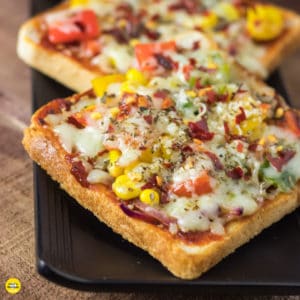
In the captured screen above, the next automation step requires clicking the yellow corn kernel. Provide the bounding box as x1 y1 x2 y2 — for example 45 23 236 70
92 74 125 97
197 12 218 31
126 69 147 85
246 5 284 41
110 107 120 118
91 112 102 120
70 0 88 7
112 175 141 200
186 90 197 98
214 2 240 22
140 189 160 206
108 150 124 177
275 107 284 118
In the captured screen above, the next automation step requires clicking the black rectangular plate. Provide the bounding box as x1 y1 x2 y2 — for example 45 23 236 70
32 0 300 294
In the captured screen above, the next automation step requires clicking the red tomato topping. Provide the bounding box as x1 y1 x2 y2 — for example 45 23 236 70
235 107 246 124
237 142 244 153
48 10 100 44
172 172 212 197
266 150 296 172
284 110 300 137
135 41 176 71
188 119 214 141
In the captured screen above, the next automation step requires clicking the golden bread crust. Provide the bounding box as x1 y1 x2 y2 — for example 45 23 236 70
22 101 300 279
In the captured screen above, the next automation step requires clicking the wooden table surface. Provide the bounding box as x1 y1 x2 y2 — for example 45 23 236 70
0 0 300 299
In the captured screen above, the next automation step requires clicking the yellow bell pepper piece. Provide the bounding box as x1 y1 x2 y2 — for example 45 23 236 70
107 150 124 177
214 2 240 22
126 69 147 85
70 0 88 7
240 116 265 141
197 12 218 31
246 5 284 41
112 174 141 200
140 189 160 206
92 74 125 97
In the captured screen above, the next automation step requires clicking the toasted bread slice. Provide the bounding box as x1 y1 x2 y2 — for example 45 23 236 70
22 82 300 279
17 1 300 92
22 101 299 279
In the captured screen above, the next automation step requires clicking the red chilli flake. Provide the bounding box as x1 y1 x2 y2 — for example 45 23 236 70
143 115 153 125
188 119 214 141
154 53 174 70
266 150 296 172
192 41 200 50
226 167 244 180
235 107 246 124
70 160 90 187
67 115 85 129
153 89 169 99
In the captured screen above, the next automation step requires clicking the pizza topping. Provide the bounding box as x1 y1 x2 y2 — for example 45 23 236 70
134 41 176 72
188 119 214 141
284 110 300 137
246 4 284 42
40 15 300 237
70 159 90 188
266 150 296 172
48 10 100 44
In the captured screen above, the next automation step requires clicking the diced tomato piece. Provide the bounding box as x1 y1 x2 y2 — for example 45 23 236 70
48 10 100 44
73 10 100 39
193 173 213 195
135 41 176 71
82 39 101 57
161 97 174 109
171 172 212 198
48 21 82 44
172 182 193 197
237 142 243 153
284 110 300 137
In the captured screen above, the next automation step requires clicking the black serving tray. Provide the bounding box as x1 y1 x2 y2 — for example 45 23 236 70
32 0 300 294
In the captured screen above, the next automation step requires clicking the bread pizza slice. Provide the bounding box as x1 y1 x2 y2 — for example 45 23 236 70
23 40 300 279
17 0 300 92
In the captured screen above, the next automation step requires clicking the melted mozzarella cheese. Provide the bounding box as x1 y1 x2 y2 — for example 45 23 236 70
54 123 104 157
